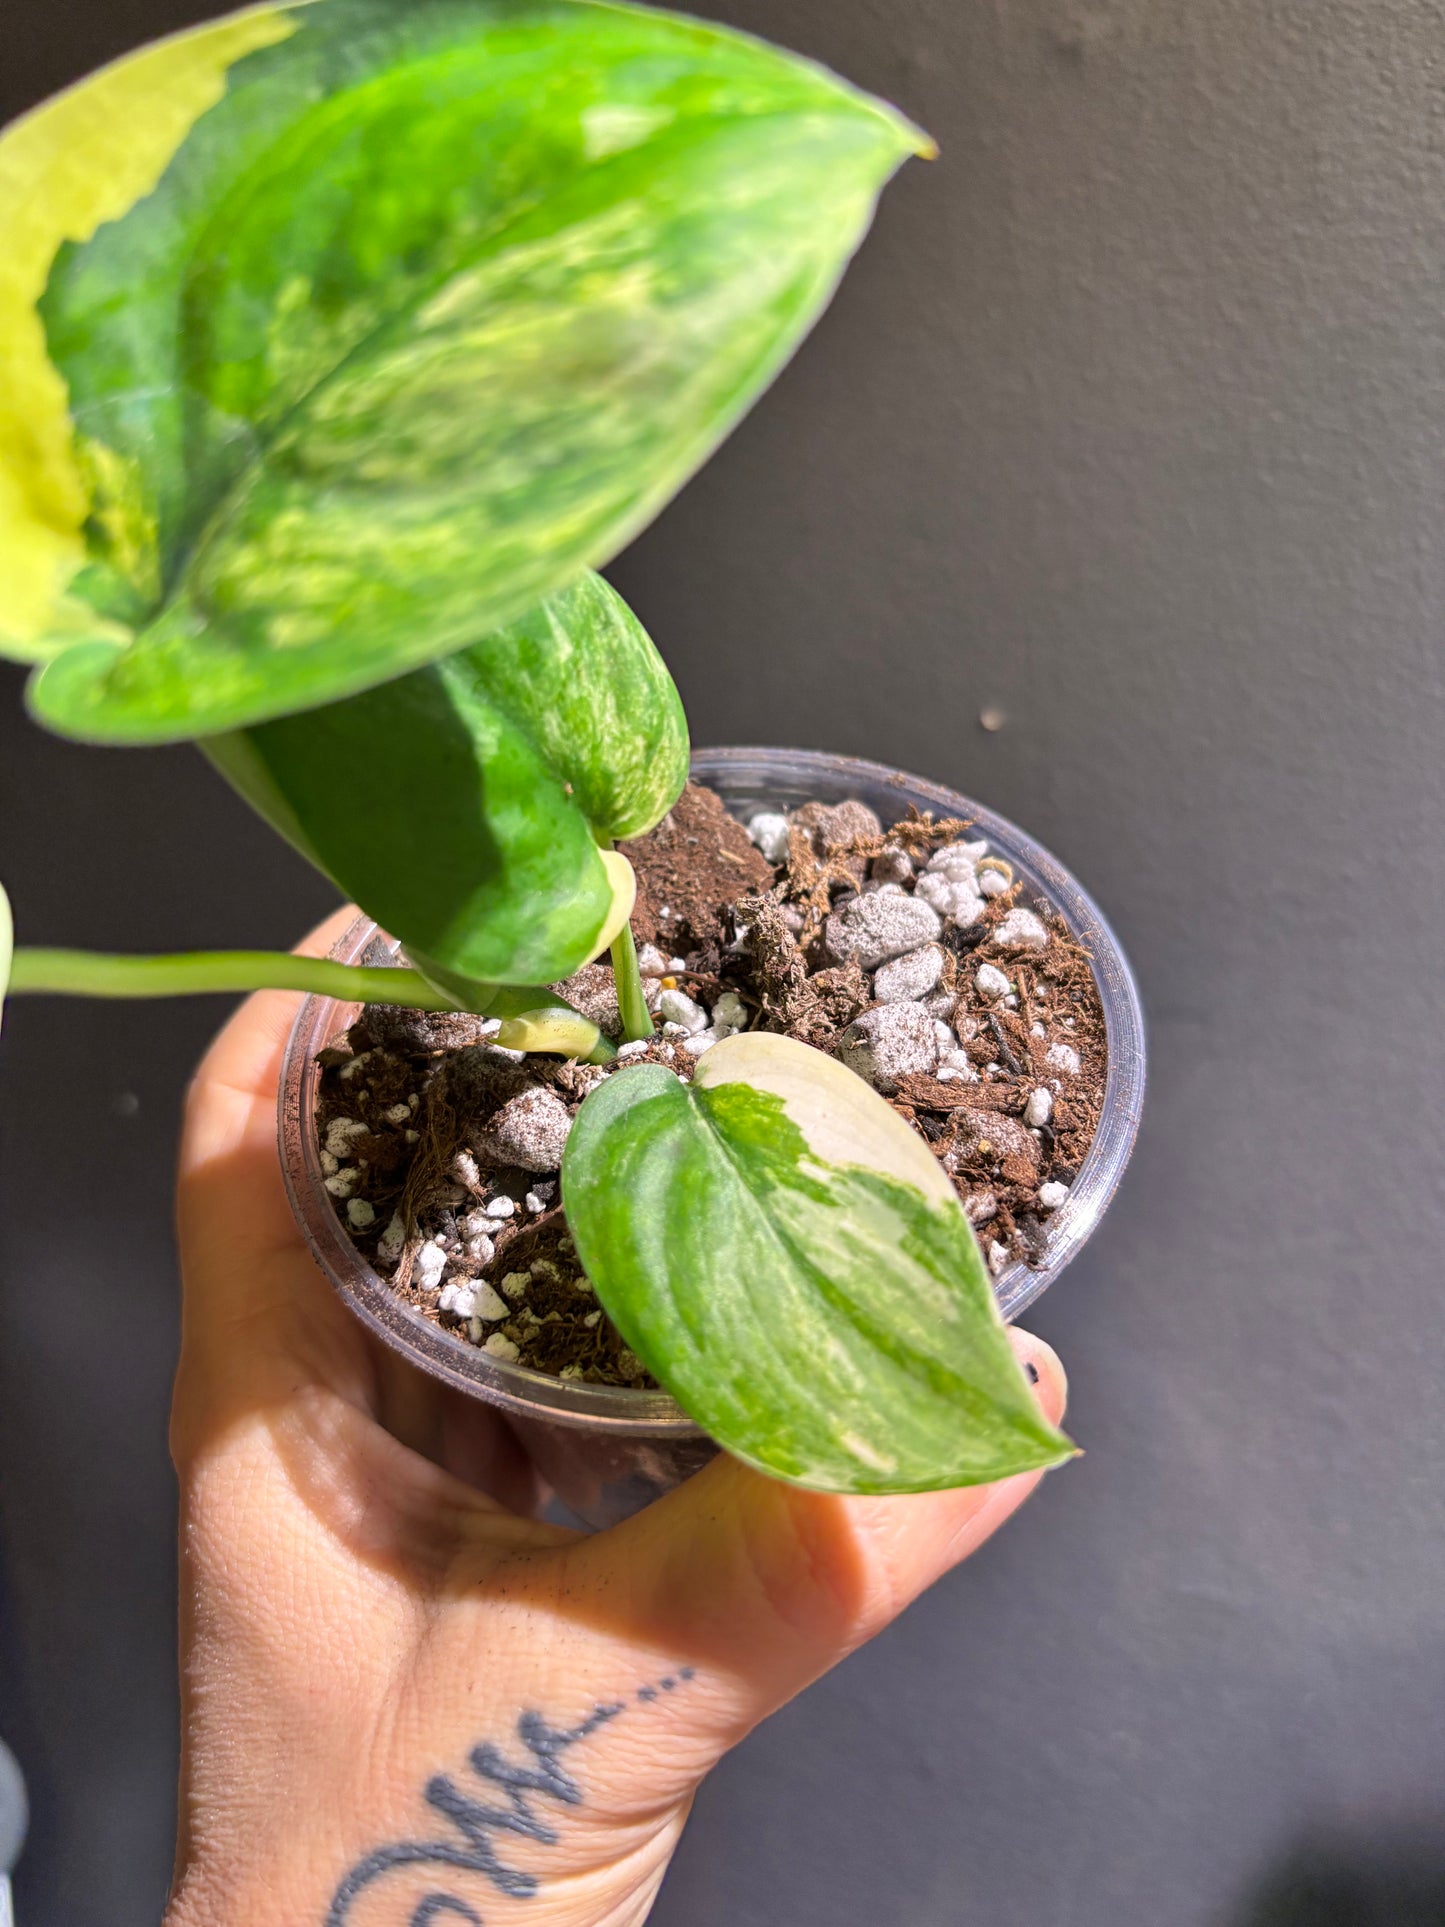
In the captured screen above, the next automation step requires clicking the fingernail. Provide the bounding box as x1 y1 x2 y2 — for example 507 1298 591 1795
1007 1328 1068 1424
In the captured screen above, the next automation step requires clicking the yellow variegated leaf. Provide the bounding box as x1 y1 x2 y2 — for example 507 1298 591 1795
0 4 296 655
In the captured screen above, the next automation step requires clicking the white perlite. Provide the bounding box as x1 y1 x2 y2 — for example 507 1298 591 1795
500 1271 531 1300
927 839 988 878
323 1115 369 1159
746 811 792 862
1038 1181 1070 1212
873 943 946 1003
987 1240 1010 1275
824 891 941 969
975 963 1011 1001
964 1189 998 1225
681 1025 729 1055
415 1242 447 1291
636 942 669 975
915 871 984 924
484 1086 574 1172
438 1281 475 1317
616 1039 650 1059
992 906 1049 950
837 1002 938 1092
345 1198 376 1230
657 986 708 1034
470 1279 511 1321
1045 1042 1081 1076
324 1167 359 1199
711 990 749 1032
1024 1087 1054 1127
377 1212 406 1263
483 1333 521 1362
936 1049 979 1082
485 1195 516 1219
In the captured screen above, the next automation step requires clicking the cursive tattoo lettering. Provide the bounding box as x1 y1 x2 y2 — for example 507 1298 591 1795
326 1672 695 1925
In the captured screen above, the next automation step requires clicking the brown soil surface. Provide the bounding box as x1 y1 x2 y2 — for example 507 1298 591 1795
619 780 773 956
316 783 1107 1385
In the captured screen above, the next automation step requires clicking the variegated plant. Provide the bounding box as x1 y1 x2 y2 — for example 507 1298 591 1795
0 0 1071 1492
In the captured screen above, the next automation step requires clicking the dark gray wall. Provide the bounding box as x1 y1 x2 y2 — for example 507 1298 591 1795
3 2 1444 1922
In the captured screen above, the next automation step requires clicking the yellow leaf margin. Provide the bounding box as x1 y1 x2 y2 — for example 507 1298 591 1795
0 3 298 657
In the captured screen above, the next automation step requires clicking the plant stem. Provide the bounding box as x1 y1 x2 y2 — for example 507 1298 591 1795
7 947 471 1010
7 947 619 1063
609 922 655 1043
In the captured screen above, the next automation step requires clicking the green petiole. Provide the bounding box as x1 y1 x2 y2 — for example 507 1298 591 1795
5 947 615 1062
608 922 655 1044
7 946 457 1007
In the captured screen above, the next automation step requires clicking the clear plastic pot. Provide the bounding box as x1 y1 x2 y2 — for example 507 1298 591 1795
278 746 1146 1528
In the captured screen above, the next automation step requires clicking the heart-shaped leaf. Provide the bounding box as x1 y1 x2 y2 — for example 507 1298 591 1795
562 1033 1074 1493
208 569 681 985
2 0 929 742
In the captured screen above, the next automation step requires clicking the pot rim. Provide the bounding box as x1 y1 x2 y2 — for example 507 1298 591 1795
277 744 1146 1434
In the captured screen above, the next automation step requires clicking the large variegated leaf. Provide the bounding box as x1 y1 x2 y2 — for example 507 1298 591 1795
0 3 298 661
1 0 928 742
208 570 682 985
562 1033 1074 1493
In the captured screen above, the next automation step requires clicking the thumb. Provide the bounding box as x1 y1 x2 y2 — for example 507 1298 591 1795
562 1327 1068 1758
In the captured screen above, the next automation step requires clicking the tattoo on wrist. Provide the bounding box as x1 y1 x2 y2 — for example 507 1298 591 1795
326 1669 696 1924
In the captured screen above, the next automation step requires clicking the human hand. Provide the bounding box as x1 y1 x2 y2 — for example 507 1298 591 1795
165 911 1070 1927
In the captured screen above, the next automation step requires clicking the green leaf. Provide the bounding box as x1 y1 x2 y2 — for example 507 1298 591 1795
562 1033 1074 1493
207 570 683 985
7 0 929 742
0 3 298 659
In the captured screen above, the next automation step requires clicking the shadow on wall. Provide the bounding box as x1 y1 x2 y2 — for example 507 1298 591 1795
1234 1822 1445 1926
